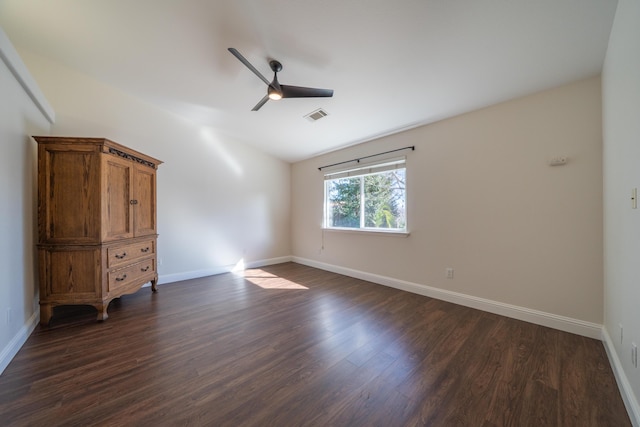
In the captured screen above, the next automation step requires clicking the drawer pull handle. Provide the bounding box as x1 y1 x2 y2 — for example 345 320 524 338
115 274 127 282
115 252 127 259
141 247 150 253
141 266 150 272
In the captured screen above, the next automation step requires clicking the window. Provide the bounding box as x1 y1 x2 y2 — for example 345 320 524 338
324 158 406 232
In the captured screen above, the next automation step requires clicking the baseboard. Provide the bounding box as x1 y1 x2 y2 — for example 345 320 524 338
157 256 293 285
602 328 640 427
244 256 293 269
292 257 602 339
0 310 39 376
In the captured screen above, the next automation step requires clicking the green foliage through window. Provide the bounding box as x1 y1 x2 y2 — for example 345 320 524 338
325 168 406 231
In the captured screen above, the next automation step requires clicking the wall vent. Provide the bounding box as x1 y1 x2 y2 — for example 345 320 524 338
304 108 329 122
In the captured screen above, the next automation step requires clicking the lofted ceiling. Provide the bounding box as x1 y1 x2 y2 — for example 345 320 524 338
0 0 618 162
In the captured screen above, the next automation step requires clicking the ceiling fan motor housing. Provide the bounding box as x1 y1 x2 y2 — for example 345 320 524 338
269 60 283 72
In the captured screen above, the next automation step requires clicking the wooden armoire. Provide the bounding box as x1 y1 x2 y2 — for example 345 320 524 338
34 137 163 324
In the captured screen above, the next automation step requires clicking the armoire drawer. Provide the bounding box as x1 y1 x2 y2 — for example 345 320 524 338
108 258 156 291
107 239 155 268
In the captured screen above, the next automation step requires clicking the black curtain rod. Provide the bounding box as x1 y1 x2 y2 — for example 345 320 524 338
318 146 415 171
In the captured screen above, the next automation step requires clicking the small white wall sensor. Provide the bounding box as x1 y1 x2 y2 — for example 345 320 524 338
549 156 568 166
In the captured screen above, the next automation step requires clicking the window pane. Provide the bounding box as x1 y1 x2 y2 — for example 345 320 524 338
364 169 406 229
324 167 406 232
327 177 361 228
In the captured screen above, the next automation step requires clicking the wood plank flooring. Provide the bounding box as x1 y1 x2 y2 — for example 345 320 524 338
0 262 631 426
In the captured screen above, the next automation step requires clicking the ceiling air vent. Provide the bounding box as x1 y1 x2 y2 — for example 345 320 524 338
304 108 329 122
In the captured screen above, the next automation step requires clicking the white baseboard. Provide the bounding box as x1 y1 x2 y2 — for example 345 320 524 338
0 310 39 376
157 256 293 285
292 257 602 339
602 328 640 427
244 256 293 269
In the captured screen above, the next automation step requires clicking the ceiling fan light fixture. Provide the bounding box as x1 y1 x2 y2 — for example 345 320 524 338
268 85 282 100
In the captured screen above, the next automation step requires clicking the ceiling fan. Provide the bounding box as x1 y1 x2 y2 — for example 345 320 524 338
228 48 334 111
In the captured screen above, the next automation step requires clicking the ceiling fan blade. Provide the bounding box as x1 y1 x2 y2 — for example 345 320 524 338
251 94 270 111
280 85 334 98
228 48 271 86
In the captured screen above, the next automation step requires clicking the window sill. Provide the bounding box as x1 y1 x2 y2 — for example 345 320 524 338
322 227 410 237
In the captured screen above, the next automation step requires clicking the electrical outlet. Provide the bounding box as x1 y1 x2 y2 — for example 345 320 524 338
632 343 638 368
6 307 11 325
446 268 454 279
158 258 163 266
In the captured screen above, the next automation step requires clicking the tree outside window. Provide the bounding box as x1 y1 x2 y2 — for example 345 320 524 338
325 167 406 231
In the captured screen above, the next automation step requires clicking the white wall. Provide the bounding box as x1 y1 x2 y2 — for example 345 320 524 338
292 77 603 332
602 0 640 421
16 50 292 283
0 28 52 373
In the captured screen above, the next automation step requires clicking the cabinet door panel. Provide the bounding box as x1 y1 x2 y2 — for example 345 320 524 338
46 249 100 297
42 149 101 242
134 164 157 236
103 156 134 240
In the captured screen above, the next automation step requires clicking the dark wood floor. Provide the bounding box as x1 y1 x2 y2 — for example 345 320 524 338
0 263 631 426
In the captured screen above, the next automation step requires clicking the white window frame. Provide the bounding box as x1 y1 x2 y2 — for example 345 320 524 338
323 157 408 234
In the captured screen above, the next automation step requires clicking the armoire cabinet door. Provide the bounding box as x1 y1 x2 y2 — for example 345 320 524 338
103 155 134 241
38 145 101 243
133 164 157 236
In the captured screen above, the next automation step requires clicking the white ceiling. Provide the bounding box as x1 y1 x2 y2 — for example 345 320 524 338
0 0 618 162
